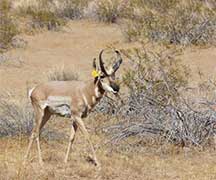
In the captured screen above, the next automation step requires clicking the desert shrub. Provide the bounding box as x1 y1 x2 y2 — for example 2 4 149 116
29 9 65 30
96 0 122 23
57 0 89 20
20 7 66 30
47 66 79 81
85 0 131 23
0 93 68 140
97 47 216 148
17 0 64 30
123 0 216 46
16 0 90 30
0 94 33 136
0 0 19 51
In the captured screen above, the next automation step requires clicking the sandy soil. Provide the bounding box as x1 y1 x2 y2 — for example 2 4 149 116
182 47 216 81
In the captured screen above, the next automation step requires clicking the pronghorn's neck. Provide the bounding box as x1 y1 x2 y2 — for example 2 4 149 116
81 79 105 111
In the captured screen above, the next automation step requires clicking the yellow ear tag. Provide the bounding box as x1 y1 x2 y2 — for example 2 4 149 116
92 70 100 78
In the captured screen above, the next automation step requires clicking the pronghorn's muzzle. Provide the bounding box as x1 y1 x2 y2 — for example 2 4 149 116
110 82 120 94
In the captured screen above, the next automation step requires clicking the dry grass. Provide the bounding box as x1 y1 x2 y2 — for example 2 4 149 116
47 66 79 81
1 95 214 179
0 130 215 179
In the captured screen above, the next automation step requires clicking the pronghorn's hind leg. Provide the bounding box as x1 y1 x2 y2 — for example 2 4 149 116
64 121 78 163
39 107 52 133
24 104 51 166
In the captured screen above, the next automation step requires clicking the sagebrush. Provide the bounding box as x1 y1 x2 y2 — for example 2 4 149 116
122 0 216 46
96 47 216 149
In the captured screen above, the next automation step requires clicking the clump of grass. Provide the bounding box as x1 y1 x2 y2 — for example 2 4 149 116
47 66 79 81
0 0 19 52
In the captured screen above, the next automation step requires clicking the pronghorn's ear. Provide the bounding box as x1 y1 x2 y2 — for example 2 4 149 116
93 58 97 70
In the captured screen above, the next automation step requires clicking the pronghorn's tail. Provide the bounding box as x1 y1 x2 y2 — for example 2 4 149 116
28 87 35 101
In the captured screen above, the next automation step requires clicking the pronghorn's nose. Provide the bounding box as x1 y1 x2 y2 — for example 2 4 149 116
110 82 120 93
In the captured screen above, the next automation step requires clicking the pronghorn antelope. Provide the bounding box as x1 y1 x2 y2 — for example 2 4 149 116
24 49 123 167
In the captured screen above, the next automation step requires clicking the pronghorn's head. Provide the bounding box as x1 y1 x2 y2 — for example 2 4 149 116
93 50 123 94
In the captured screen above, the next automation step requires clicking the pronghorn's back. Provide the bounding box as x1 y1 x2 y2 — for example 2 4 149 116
29 79 104 117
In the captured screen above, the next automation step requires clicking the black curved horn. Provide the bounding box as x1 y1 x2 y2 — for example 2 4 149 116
93 58 97 69
113 50 123 73
99 49 108 76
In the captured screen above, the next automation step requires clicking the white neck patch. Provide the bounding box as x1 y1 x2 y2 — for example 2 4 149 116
101 82 116 93
95 86 101 98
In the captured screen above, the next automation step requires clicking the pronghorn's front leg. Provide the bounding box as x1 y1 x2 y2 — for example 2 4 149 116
75 116 100 167
64 121 78 163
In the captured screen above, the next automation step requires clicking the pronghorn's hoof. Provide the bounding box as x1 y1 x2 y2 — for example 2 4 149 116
86 155 100 167
95 161 101 169
64 159 68 164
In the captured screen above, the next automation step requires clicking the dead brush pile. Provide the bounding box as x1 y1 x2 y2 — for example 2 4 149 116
96 47 216 149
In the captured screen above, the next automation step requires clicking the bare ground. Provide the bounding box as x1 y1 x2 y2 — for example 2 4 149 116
0 20 216 179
